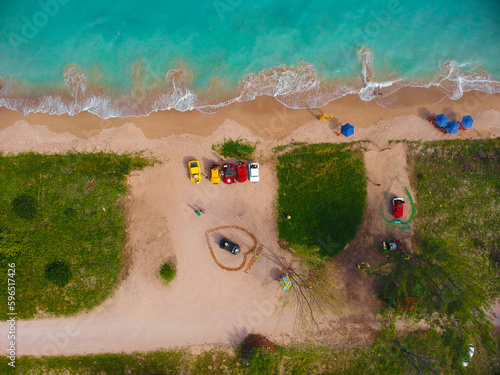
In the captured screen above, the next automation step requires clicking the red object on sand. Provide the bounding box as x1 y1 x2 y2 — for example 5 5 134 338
222 163 235 184
236 161 247 183
392 197 404 218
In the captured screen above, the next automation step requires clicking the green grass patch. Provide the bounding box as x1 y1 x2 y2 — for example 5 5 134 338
212 138 256 159
0 346 370 375
1 336 497 374
410 139 500 287
274 142 307 153
276 143 367 257
159 261 176 283
0 152 152 319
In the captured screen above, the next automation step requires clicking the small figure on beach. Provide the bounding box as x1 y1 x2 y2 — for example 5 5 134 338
357 262 370 272
374 91 383 96
200 209 206 214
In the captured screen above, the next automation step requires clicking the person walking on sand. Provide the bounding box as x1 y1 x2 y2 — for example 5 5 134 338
200 209 206 214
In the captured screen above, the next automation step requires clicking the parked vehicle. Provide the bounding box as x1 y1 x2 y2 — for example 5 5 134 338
392 197 405 218
248 162 260 183
462 344 474 367
222 163 235 184
382 240 402 251
236 161 247 183
188 160 201 184
219 238 240 254
210 163 221 184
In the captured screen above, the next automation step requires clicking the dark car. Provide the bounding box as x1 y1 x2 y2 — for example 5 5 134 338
222 163 235 184
382 240 402 251
219 238 240 254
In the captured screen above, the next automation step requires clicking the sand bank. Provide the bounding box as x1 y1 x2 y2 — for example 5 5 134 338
1 89 499 142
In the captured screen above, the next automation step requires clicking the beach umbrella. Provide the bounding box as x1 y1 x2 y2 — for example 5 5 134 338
461 115 474 129
435 114 448 128
340 123 355 137
279 275 292 290
445 121 459 134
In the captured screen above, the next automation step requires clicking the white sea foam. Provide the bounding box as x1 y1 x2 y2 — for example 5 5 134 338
64 66 87 100
0 54 499 119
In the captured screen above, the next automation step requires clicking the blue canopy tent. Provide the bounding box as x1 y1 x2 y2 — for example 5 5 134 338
461 115 474 129
279 275 292 290
435 114 448 128
445 121 459 134
340 123 355 137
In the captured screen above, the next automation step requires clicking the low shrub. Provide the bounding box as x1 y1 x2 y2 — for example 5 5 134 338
212 138 256 159
240 333 277 359
159 262 176 283
45 261 72 287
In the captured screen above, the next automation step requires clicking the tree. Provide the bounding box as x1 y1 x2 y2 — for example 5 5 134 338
371 236 497 372
271 253 345 331
239 333 277 375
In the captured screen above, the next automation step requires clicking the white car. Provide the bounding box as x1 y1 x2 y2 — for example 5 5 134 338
462 344 474 367
248 162 260 183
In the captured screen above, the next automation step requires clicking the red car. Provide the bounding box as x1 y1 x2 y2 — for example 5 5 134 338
392 197 405 218
236 161 247 183
222 163 235 184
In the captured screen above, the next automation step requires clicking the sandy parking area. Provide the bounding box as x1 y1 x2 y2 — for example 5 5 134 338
0 109 499 355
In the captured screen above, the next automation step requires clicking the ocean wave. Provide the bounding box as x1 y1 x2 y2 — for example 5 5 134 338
0 54 499 119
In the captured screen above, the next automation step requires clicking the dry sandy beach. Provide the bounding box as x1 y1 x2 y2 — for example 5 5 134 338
0 92 499 356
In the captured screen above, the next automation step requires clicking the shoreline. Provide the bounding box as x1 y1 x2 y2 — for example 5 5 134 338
1 88 500 142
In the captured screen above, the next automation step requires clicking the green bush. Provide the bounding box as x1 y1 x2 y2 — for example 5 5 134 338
239 333 277 359
45 261 72 287
11 193 37 219
159 262 176 283
212 138 256 159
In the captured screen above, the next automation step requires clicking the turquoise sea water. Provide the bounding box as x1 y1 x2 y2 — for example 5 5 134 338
0 0 499 117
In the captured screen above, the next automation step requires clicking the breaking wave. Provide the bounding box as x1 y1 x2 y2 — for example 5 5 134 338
0 49 499 119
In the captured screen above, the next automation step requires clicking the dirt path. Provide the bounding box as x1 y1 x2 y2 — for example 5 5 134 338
0 113 499 355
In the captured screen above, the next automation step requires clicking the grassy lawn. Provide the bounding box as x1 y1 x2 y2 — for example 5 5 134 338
276 143 366 257
0 152 151 319
0 346 368 375
410 139 500 294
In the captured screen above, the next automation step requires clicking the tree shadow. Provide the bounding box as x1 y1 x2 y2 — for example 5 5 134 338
227 326 249 348
442 108 457 121
328 118 340 133
269 267 282 281
307 108 322 119
418 107 433 121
